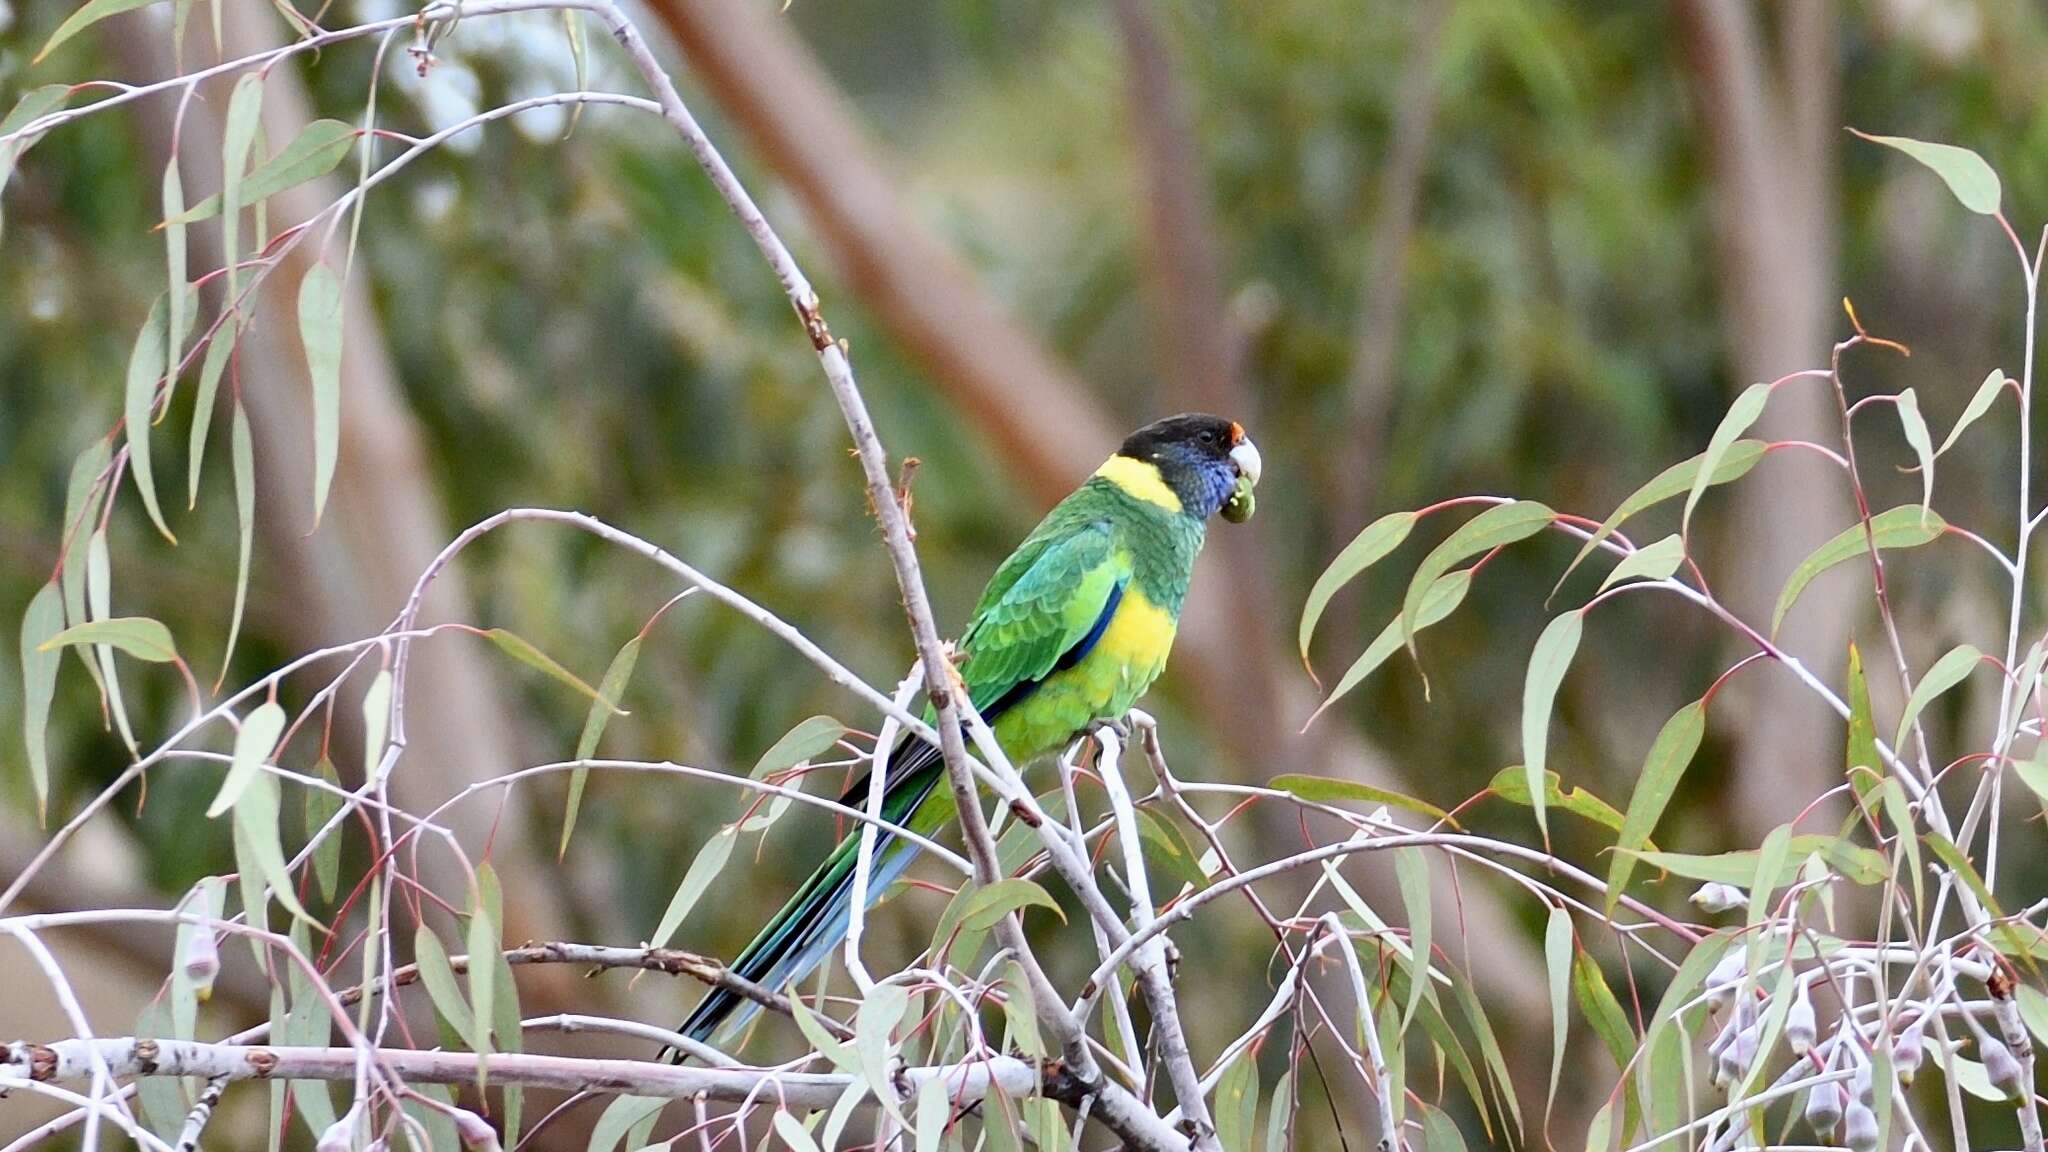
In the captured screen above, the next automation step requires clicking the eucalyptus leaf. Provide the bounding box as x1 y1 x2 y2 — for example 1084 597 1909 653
1557 440 1766 593
222 400 256 679
84 531 137 752
1683 383 1771 533
297 262 345 524
1543 905 1572 1122
484 627 618 708
1402 502 1553 654
1596 534 1684 593
1267 774 1453 824
466 901 498 1078
361 668 392 778
162 163 187 398
20 582 63 820
207 700 285 817
1521 611 1584 840
188 315 242 507
1299 510 1415 668
305 756 342 902
587 1096 664 1152
1308 568 1472 724
1489 766 1628 837
42 616 179 664
955 877 1063 932
220 73 262 314
1214 1051 1258 1152
59 440 112 694
169 120 356 223
751 714 847 777
231 771 313 925
1893 644 1979 755
1394 846 1431 1028
1608 699 1706 911
1896 389 1936 521
649 825 737 949
1936 369 2007 457
1772 507 1947 637
37 0 167 61
413 925 476 1040
562 635 643 857
1852 130 2001 215
122 291 179 541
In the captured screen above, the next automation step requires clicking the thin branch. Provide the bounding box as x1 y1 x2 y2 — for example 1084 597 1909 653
173 1076 229 1152
575 10 1185 1147
4 1038 1038 1113
1097 728 1217 1148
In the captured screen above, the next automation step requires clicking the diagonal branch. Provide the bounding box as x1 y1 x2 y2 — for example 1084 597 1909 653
638 10 1544 1041
584 6 1188 1147
644 0 1118 505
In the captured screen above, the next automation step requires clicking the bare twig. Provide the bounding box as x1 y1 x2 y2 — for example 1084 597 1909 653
3 1038 1037 1112
1096 728 1217 1149
585 8 1185 1146
173 1075 229 1152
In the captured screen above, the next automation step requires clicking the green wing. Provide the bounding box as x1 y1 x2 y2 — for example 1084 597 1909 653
957 517 1128 713
672 514 1131 1054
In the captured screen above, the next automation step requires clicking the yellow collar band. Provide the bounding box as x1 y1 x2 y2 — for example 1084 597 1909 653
1094 455 1183 512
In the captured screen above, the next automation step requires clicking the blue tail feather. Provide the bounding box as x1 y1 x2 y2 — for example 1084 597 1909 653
670 738 945 1057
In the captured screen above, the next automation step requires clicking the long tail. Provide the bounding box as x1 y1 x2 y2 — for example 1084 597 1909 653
671 735 948 1057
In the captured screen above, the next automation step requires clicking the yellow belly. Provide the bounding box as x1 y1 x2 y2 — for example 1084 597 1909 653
989 584 1178 764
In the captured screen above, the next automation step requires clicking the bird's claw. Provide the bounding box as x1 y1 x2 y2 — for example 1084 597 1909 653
1097 716 1136 742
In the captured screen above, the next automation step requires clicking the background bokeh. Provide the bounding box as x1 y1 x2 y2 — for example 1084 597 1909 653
4 0 2046 1146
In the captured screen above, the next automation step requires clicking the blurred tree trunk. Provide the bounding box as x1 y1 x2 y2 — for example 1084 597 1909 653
1108 0 1281 788
109 7 583 1010
1110 0 1550 1042
648 0 1112 503
1330 0 1446 661
644 0 1553 1031
1676 0 1852 840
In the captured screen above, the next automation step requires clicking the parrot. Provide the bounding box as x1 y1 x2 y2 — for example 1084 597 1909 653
673 412 1261 1052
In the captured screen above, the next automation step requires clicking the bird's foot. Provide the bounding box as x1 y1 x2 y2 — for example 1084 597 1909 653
1096 715 1136 742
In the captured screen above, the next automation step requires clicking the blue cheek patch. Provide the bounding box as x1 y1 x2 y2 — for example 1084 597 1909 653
1155 444 1237 519
1193 465 1236 518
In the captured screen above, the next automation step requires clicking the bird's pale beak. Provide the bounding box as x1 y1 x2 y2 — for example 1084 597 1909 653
1229 438 1262 487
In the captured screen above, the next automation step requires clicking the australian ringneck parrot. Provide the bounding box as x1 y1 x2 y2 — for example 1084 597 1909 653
674 413 1262 1052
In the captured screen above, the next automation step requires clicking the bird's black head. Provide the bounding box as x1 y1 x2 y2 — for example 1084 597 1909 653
1115 413 1262 520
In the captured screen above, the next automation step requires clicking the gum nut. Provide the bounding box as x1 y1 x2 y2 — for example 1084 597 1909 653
454 1109 501 1152
1690 882 1746 913
1843 1102 1879 1152
1704 951 1746 1008
316 1114 356 1152
1805 1083 1843 1133
1786 990 1817 1055
1708 1018 1736 1059
1895 1025 1924 1084
183 930 220 999
1982 1037 2025 1101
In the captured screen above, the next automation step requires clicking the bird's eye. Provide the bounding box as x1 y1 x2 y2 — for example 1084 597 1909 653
1198 429 1216 444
